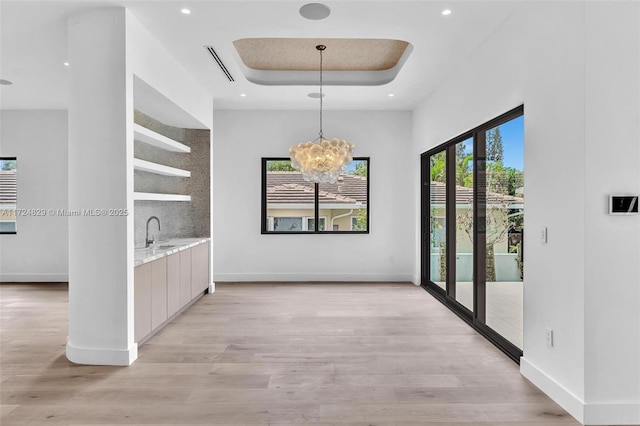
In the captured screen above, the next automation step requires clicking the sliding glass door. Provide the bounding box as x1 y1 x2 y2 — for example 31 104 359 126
421 106 524 361
454 138 474 312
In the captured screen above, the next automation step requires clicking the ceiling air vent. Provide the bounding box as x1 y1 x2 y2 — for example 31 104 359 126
204 46 234 82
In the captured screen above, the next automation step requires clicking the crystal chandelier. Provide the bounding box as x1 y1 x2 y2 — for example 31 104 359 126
289 45 354 184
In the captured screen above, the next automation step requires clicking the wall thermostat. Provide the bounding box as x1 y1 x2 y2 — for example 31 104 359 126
609 195 639 215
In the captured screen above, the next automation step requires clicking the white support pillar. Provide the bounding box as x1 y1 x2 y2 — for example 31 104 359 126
66 8 136 365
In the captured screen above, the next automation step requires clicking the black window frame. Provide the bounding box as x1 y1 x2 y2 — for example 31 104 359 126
261 157 370 235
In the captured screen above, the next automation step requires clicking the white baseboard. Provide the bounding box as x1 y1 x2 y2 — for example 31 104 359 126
66 340 137 366
584 402 640 425
521 357 640 425
0 273 68 282
212 272 415 283
520 357 585 423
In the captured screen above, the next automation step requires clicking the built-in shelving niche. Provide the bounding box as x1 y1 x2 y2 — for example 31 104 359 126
132 76 211 248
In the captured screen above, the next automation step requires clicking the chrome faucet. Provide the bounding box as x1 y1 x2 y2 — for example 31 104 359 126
145 216 161 248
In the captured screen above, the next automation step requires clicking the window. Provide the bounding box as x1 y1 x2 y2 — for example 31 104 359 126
265 216 327 231
262 157 369 234
307 217 326 231
0 157 17 234
351 216 365 231
273 217 303 232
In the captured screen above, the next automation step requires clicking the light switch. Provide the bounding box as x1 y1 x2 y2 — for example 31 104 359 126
546 328 554 347
540 227 547 243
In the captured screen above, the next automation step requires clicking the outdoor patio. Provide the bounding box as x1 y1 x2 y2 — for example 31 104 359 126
434 281 523 349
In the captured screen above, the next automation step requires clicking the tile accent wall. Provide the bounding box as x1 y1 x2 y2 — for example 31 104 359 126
133 111 210 248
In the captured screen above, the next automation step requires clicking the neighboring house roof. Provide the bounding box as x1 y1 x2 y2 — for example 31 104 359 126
0 170 17 204
267 171 367 205
430 180 523 205
266 172 520 207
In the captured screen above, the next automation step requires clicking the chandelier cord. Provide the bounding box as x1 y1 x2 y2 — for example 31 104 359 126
318 45 324 141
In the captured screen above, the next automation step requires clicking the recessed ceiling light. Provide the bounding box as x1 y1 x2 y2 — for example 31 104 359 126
307 92 325 99
63 62 69 66
181 8 191 15
442 9 452 16
240 93 246 97
299 3 331 20
0 79 13 85
388 93 395 97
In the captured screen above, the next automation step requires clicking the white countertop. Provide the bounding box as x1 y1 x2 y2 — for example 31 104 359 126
134 237 210 267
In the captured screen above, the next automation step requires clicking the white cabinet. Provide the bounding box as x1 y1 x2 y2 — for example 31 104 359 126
179 248 192 308
135 257 167 343
191 242 209 298
166 252 181 317
134 241 209 344
151 257 168 330
134 263 152 343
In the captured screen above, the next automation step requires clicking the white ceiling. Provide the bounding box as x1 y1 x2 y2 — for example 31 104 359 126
0 1 517 112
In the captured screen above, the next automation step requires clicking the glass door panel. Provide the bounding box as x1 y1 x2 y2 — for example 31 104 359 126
420 106 524 362
484 116 524 349
454 138 474 311
429 151 446 290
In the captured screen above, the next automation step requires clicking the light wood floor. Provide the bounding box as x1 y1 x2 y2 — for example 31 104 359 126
0 282 578 425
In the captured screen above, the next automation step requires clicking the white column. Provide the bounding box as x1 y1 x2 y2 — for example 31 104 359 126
66 8 135 365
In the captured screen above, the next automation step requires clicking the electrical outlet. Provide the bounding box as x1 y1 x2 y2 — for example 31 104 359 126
540 227 548 243
546 328 554 347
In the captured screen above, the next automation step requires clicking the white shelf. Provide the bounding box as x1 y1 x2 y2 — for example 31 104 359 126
134 192 191 202
134 123 191 153
133 158 190 177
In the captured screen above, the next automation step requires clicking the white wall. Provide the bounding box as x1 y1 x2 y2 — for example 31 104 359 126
411 2 640 425
0 110 68 282
212 109 414 282
583 2 640 422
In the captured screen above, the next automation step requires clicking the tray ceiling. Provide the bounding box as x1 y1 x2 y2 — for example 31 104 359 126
233 38 410 72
